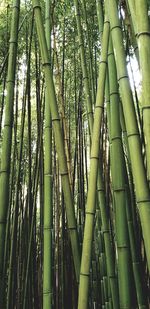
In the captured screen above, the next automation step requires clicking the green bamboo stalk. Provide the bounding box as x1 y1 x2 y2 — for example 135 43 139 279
78 18 110 309
81 0 96 103
135 0 150 182
7 87 26 309
124 0 139 62
74 0 93 136
74 0 119 306
107 0 150 273
0 0 20 290
108 37 133 308
43 0 53 307
96 0 104 40
125 168 147 308
23 129 42 309
32 0 80 282
96 3 119 307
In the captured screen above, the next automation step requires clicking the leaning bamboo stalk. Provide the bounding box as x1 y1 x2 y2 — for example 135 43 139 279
53 29 72 186
74 0 119 306
107 0 150 273
32 0 80 282
43 0 53 307
96 3 119 307
135 0 150 182
7 86 26 309
0 0 20 290
74 0 93 136
78 18 110 309
81 0 96 103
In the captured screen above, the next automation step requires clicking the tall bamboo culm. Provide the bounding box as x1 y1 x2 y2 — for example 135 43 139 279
32 0 80 282
135 0 150 182
78 17 110 309
43 0 53 308
107 0 150 272
0 0 20 291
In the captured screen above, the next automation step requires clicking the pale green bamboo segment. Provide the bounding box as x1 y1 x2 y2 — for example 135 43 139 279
78 19 110 309
0 0 20 282
96 0 104 40
81 0 96 103
32 0 80 282
74 0 93 134
107 0 150 272
136 0 150 181
126 0 136 35
125 0 139 61
43 0 53 308
108 41 132 309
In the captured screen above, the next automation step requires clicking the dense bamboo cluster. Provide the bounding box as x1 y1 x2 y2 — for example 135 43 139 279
0 0 150 308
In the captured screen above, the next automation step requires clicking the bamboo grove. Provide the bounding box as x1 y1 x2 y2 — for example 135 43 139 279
0 0 150 308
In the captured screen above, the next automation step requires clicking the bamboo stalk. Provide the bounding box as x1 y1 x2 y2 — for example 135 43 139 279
78 18 110 309
135 0 150 182
107 0 150 273
32 0 80 282
43 0 53 307
0 0 20 291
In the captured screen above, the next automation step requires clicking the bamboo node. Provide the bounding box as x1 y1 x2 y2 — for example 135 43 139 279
118 75 128 82
100 60 107 65
60 171 68 176
78 43 84 48
9 40 17 44
102 229 109 234
117 245 128 249
4 124 12 128
0 220 6 224
111 25 122 32
113 187 125 192
138 31 150 38
127 132 139 138
104 20 110 25
52 117 60 122
137 199 150 204
43 290 53 295
90 156 99 160
110 91 119 96
0 169 8 174
111 136 121 141
86 211 95 216
108 52 114 57
32 0 41 10
95 105 104 110
68 226 76 230
44 173 53 177
6 79 15 84
142 105 150 111
43 226 52 231
42 62 51 67
80 272 90 277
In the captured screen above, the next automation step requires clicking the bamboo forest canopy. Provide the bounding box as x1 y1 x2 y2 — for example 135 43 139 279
0 0 150 308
